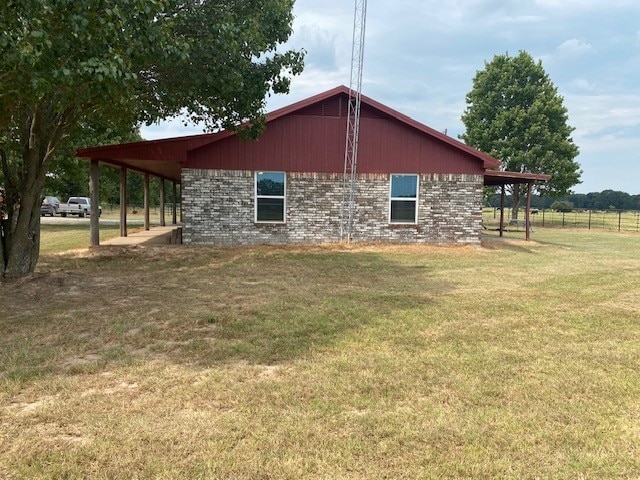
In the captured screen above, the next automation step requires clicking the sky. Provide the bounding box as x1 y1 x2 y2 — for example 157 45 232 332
141 0 640 195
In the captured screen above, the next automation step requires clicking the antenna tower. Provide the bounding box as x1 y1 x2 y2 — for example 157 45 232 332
340 0 367 242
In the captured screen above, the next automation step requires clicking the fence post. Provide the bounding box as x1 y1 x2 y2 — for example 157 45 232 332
619 210 622 232
562 211 565 228
588 210 591 230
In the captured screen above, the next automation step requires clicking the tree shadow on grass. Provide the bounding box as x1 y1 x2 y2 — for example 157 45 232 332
0 245 455 379
481 234 549 254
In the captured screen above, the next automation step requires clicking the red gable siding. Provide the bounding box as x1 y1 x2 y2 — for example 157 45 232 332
358 117 485 174
185 98 484 174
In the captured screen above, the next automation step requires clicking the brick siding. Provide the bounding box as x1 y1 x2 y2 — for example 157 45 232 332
182 169 483 245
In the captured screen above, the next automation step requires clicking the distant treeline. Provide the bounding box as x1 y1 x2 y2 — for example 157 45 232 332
488 190 640 211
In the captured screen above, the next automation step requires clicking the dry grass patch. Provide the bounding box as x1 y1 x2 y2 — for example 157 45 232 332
1 229 640 478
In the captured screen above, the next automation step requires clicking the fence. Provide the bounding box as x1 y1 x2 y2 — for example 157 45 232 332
483 208 640 233
101 204 180 215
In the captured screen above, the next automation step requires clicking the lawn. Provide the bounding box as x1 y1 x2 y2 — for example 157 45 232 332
1 228 639 478
39 224 122 254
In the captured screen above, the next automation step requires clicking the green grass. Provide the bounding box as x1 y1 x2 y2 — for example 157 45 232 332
39 224 122 254
1 229 640 478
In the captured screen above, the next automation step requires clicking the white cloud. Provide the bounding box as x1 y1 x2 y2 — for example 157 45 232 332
565 93 640 138
290 25 341 71
556 38 595 57
534 0 636 12
267 67 348 111
142 117 205 141
570 78 593 90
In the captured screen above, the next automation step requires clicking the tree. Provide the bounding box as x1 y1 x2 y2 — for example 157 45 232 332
0 0 304 278
460 51 581 219
550 200 574 212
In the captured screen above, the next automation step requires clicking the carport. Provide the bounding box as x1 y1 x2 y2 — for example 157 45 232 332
77 133 222 246
484 170 551 241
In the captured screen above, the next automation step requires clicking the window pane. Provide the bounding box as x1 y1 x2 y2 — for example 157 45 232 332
257 172 285 196
391 174 417 198
391 200 416 223
257 198 284 222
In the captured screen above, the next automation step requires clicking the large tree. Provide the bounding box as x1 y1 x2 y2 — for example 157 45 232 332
45 119 143 202
460 51 581 218
0 0 304 279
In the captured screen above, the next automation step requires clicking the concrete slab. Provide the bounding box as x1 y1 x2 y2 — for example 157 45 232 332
101 225 181 246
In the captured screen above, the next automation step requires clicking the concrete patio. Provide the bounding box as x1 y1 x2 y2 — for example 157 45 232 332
100 225 182 246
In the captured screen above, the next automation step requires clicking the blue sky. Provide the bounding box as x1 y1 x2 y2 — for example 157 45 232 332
142 0 640 194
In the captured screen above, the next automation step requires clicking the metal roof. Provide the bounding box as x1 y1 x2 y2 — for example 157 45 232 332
484 170 552 186
76 133 220 182
262 86 501 170
76 85 504 181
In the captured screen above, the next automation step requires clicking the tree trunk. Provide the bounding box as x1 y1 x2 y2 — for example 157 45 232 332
1 199 42 278
1 104 73 280
1 147 46 278
511 185 523 220
0 220 5 275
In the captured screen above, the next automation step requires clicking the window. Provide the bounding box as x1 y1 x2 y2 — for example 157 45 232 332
389 174 418 223
255 171 286 223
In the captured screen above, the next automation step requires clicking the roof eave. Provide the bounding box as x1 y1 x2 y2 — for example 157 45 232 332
484 170 552 186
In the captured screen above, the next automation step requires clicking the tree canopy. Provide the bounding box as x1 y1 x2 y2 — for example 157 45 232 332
0 0 304 278
460 51 581 215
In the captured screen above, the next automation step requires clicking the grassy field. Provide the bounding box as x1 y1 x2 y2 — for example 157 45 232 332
483 207 640 232
1 228 640 478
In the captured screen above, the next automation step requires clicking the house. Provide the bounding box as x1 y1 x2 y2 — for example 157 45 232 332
77 86 549 245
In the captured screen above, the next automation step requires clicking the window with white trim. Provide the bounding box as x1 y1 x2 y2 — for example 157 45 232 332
255 171 286 223
389 174 418 224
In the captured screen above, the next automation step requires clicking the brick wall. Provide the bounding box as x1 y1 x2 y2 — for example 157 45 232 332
182 169 484 245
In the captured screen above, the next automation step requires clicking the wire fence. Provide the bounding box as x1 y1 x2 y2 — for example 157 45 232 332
483 208 640 233
101 204 180 214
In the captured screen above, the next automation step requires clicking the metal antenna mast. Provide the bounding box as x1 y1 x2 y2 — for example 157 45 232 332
340 0 368 242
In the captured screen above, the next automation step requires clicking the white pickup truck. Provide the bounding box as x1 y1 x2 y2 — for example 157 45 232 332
58 197 102 218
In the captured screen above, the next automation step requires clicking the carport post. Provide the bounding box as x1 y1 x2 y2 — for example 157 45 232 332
120 166 128 237
89 159 100 246
525 182 532 241
499 185 505 237
144 173 150 231
180 184 183 223
172 181 177 225
160 178 166 226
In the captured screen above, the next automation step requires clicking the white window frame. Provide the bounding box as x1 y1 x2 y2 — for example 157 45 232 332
255 171 286 224
389 174 419 224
